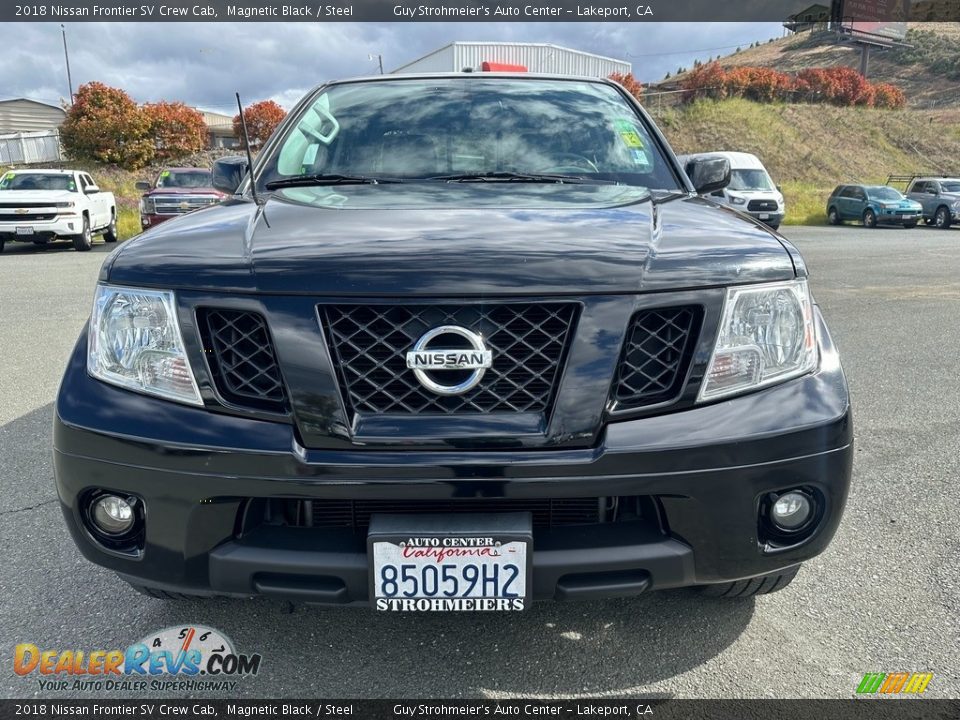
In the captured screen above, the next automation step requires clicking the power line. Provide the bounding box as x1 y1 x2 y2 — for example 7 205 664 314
625 40 774 58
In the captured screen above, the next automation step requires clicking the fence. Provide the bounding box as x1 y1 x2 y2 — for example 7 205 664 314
0 130 62 165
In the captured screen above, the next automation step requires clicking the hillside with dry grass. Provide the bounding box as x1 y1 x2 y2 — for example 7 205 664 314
655 98 960 223
649 23 960 223
667 23 960 109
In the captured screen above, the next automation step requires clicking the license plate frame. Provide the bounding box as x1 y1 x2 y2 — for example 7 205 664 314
758 213 770 220
16 226 34 236
368 512 533 612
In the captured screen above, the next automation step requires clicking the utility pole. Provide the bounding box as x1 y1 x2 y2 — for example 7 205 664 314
369 53 384 74
61 25 74 105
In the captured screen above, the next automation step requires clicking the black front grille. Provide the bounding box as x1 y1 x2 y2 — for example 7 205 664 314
0 213 54 221
612 306 701 410
309 497 604 529
198 309 287 411
747 199 778 211
321 303 578 416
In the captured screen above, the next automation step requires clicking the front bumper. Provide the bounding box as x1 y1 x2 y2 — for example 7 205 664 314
140 213 176 229
0 216 80 240
54 310 853 605
746 210 784 226
878 210 922 224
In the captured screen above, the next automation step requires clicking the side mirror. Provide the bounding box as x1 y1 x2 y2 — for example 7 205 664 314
84 185 99 194
135 181 151 192
685 157 730 195
212 156 248 195
776 184 782 192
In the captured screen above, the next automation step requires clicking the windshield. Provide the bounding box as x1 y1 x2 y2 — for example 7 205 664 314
259 78 681 190
868 187 904 201
0 172 77 192
728 168 775 191
157 170 212 188
941 182 960 193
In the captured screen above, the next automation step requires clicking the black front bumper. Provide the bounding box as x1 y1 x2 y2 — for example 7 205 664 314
54 310 853 605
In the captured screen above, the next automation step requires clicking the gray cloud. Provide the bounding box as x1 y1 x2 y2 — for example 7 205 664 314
2 22 782 112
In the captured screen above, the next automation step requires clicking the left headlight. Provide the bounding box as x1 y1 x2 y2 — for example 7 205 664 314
87 284 202 406
699 279 817 402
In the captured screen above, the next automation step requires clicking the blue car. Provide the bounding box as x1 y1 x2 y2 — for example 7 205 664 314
827 184 923 228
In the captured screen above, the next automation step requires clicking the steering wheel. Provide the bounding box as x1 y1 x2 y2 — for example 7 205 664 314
536 153 599 175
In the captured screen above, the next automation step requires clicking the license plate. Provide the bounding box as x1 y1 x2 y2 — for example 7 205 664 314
758 213 770 220
16 226 34 235
368 513 532 612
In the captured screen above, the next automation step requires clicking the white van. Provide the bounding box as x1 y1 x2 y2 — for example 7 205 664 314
678 151 785 230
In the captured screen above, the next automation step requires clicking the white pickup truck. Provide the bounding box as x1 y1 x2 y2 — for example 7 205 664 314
0 169 118 252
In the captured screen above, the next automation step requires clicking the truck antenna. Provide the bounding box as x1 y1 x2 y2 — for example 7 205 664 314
235 92 261 205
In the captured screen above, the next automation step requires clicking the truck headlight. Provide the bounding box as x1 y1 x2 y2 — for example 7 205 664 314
140 197 155 214
699 279 817 402
87 285 202 406
54 201 75 208
729 196 746 205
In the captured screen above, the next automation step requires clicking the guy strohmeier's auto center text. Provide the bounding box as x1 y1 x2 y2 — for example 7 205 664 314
15 2 653 19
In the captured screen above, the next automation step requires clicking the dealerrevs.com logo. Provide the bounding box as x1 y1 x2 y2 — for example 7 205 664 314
13 625 262 693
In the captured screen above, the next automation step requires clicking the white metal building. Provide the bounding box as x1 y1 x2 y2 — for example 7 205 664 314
194 108 239 148
0 98 66 134
391 42 631 78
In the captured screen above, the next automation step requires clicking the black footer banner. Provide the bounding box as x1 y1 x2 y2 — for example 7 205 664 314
1 700 958 720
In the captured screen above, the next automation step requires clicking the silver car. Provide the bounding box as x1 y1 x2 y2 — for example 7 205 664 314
906 177 960 229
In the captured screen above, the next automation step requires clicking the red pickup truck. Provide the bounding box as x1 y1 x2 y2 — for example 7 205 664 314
136 167 227 230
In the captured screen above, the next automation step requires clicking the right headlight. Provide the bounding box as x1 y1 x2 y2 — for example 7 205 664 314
699 279 817 402
87 284 202 406
140 196 155 214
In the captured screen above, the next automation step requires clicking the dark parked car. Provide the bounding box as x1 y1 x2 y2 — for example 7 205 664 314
55 74 853 611
136 167 226 230
826 184 922 228
905 177 960 229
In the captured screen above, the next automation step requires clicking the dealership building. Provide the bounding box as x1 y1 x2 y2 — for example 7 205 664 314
391 42 631 77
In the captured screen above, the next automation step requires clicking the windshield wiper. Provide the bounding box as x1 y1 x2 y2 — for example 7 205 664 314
265 173 404 189
426 171 614 185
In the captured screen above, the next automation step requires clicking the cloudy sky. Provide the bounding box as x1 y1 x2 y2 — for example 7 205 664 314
2 22 783 113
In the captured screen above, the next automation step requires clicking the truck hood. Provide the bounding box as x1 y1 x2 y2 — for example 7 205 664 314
104 184 797 295
0 190 79 205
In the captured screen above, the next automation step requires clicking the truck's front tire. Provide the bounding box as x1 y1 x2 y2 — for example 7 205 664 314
73 216 92 252
699 565 801 598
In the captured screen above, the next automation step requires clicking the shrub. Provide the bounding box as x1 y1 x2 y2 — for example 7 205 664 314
873 83 907 109
681 62 728 102
142 101 207 162
725 66 794 102
60 82 154 170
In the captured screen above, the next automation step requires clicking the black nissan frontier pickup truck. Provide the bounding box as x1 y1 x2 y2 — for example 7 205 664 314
54 74 852 610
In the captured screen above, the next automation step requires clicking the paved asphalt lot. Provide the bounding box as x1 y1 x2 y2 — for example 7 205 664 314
1 225 958 700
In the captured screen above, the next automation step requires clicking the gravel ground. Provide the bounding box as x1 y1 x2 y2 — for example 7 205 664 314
0 225 957 699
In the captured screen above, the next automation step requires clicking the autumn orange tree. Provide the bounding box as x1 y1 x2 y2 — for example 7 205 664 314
233 100 287 150
143 101 207 162
60 82 154 170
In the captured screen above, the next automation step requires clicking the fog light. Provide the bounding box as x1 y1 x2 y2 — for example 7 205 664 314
92 495 135 535
770 491 812 531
